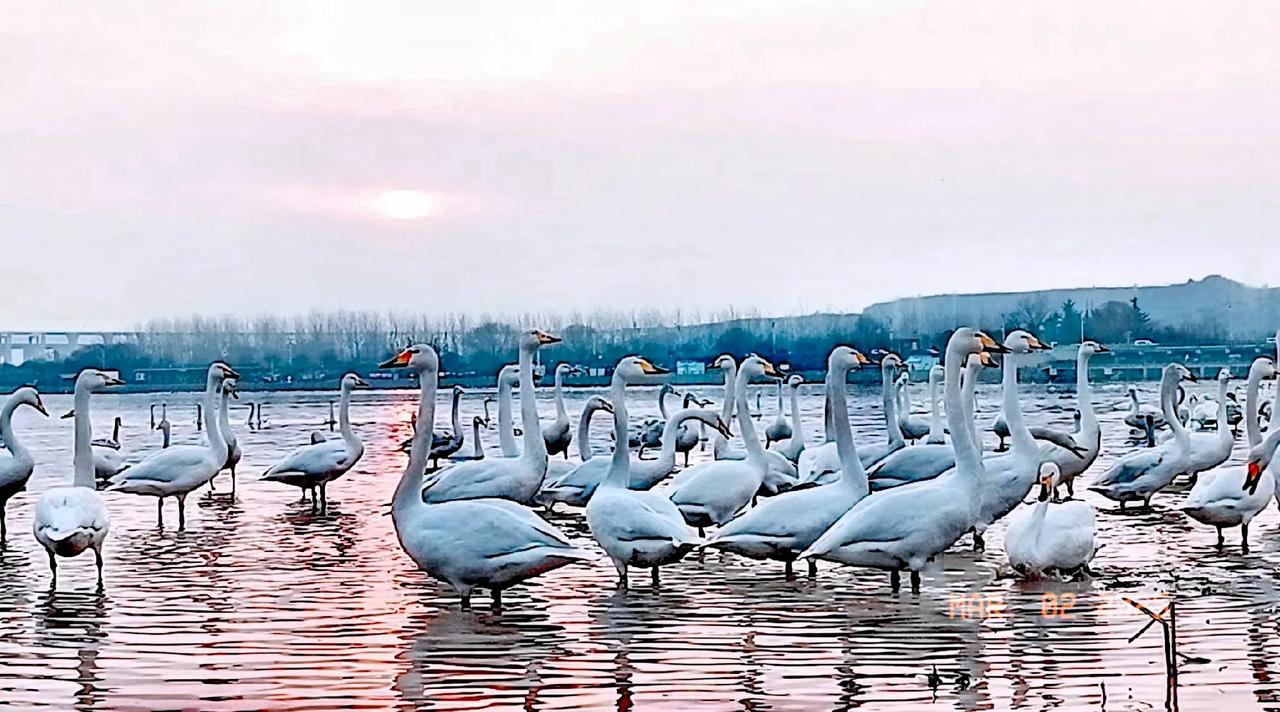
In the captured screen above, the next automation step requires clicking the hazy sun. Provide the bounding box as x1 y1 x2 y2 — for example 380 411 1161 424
373 189 438 220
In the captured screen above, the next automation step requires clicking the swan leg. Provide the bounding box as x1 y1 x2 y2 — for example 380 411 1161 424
683 451 690 467
319 483 328 513
651 567 660 588
491 589 502 611
0 502 6 545
1066 480 1075 499
784 560 794 579
230 465 237 495
460 593 471 610
47 550 57 588
1242 523 1251 555
94 547 104 585
972 530 985 552
209 473 217 491
890 570 900 592
157 497 165 528
1216 527 1224 548
808 559 817 577
177 494 187 531
563 450 569 461
910 570 921 595
697 526 705 538
1188 472 1199 487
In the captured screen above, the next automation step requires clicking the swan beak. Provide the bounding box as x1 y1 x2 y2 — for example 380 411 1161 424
638 359 670 376
353 377 371 389
1184 371 1199 383
761 360 781 377
380 350 413 368
1029 336 1052 351
535 330 562 345
853 350 873 366
33 399 48 417
979 351 999 368
106 376 127 386
979 332 1010 354
1037 479 1052 502
1095 344 1111 353
61 409 75 419
599 400 614 414
714 417 733 439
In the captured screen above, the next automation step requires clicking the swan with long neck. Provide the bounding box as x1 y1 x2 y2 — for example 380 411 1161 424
1183 357 1277 553
542 404 726 507
1003 463 1097 578
430 386 466 468
586 356 703 589
798 354 908 486
89 416 128 483
536 395 613 509
385 343 588 610
638 384 680 458
34 369 122 586
800 328 1007 593
543 363 581 459
668 355 785 535
1183 369 1236 483
0 387 49 543
210 377 241 493
414 330 559 504
770 375 807 463
708 347 874 577
1090 364 1196 509
674 392 711 466
1124 386 1167 431
156 403 171 448
261 374 369 511
896 372 931 442
496 365 521 458
925 365 946 445
108 363 238 529
1031 341 1108 500
710 354 739 459
764 379 793 447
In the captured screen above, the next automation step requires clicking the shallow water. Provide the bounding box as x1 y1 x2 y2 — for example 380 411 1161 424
1 378 1279 710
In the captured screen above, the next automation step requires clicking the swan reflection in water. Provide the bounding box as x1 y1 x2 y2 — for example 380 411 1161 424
33 588 110 712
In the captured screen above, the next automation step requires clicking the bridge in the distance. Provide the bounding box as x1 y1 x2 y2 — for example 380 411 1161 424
0 331 139 366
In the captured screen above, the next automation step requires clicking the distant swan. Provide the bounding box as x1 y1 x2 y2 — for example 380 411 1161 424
261 374 369 511
770 375 807 464
543 364 582 459
764 379 792 447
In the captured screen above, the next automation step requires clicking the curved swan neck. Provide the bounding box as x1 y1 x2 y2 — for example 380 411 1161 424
1246 362 1265 447
654 409 706 468
577 401 604 461
518 345 549 466
603 376 632 489
734 370 767 460
881 363 905 447
394 367 436 514
1161 372 1190 445
72 383 95 488
450 388 462 435
339 382 360 449
218 387 235 448
497 368 519 457
1002 352 1034 455
0 397 29 462
828 358 868 498
204 371 227 461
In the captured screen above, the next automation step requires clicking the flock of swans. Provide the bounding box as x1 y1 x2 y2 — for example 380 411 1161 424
1 326 1278 610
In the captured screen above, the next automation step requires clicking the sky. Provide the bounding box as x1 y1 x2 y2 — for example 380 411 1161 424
3 1 1279 330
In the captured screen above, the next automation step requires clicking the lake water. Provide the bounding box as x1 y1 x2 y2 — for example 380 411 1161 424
1 377 1278 710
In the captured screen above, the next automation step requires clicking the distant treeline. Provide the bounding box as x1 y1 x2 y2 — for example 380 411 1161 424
0 296 1246 390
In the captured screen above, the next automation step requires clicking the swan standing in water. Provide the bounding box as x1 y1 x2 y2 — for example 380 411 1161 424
638 384 680 459
770 375 807 464
707 346 873 577
413 330 559 504
800 329 1007 593
1032 341 1108 500
586 356 702 589
107 363 239 529
261 374 369 512
896 372 931 443
669 355 785 535
1183 369 1236 485
0 387 49 543
536 395 613 510
88 416 128 483
495 365 522 458
430 385 466 469
543 364 582 460
385 343 589 610
764 379 793 448
1124 386 1167 431
675 392 713 466
1004 463 1097 579
1182 357 1277 552
34 369 122 586
1090 364 1197 510
209 377 241 493
451 416 490 462
799 354 908 486
924 365 946 445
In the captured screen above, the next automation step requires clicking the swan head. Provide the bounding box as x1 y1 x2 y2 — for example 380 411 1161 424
1003 330 1051 355
222 378 240 400
555 363 584 377
497 364 521 387
585 395 614 414
519 329 561 353
786 374 804 387
877 352 907 373
827 346 872 374
707 354 736 371
612 356 670 384
1215 368 1232 384
739 354 782 381
1164 363 1197 384
1080 340 1109 356
378 343 440 375
342 373 371 390
10 386 48 417
208 362 240 384
949 328 1009 360
74 368 126 393
928 364 944 383
1037 462 1062 502
685 410 733 439
1250 357 1278 382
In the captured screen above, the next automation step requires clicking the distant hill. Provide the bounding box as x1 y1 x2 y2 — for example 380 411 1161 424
860 275 1280 340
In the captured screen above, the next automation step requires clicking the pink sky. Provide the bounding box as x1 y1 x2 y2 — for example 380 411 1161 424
3 2 1279 329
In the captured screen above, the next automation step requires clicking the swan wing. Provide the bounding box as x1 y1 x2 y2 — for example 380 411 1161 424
263 441 351 478
110 445 213 485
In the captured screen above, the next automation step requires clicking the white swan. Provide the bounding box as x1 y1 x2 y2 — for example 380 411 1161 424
34 369 121 586
107 363 239 529
638 384 680 458
1182 357 1277 552
536 395 613 509
924 365 946 445
707 346 873 577
496 364 522 458
155 403 171 448
88 416 128 483
386 343 589 610
1032 341 1108 500
413 330 559 504
764 379 793 447
1184 369 1235 481
674 392 711 466
799 328 1007 592
586 356 702 589
770 375 807 463
1190 395 1218 430
1124 386 1167 431
1004 463 1097 579
210 377 241 493
896 372 930 442
430 385 466 468
543 363 582 459
669 355 784 534
261 374 368 511
1089 364 1197 509
799 354 908 486
0 386 48 542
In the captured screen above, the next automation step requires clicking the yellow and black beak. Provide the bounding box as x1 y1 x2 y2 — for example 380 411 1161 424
599 399 614 414
714 417 733 439
761 359 782 377
1244 461 1263 494
638 359 670 376
354 376 371 389
535 330 562 345
105 375 127 387
1183 370 1199 383
1095 344 1111 353
1028 336 1052 351
380 349 413 369
979 351 999 368
979 332 1010 354
853 350 873 366
221 366 241 380
34 399 48 417
1038 477 1053 501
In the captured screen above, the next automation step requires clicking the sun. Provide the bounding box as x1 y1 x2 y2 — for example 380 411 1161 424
373 190 438 220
